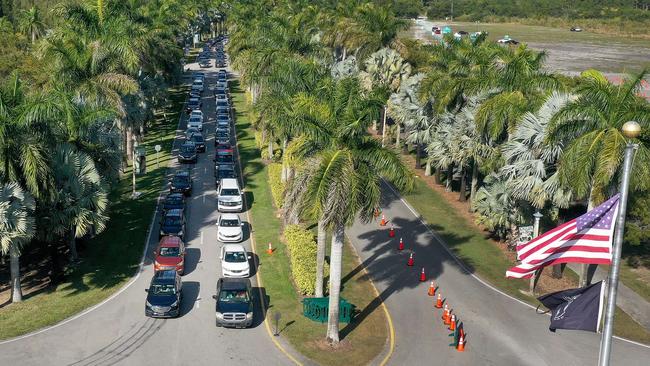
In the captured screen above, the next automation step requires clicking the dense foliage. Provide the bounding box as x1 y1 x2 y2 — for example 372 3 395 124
284 224 324 296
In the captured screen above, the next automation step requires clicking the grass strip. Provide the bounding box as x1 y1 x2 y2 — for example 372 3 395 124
0 85 186 340
231 80 388 365
402 177 650 343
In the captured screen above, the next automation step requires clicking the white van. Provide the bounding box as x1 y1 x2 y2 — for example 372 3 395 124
217 178 243 212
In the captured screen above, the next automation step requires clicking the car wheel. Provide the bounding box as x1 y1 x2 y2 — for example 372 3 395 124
216 320 221 327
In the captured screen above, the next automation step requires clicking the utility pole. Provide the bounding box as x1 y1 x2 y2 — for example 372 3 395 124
598 121 641 366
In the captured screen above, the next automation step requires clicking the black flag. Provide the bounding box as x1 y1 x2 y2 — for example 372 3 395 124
537 281 605 332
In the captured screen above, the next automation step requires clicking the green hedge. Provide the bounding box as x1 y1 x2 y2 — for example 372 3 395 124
284 224 320 296
268 162 285 209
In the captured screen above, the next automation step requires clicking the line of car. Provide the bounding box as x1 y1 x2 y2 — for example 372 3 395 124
145 35 255 328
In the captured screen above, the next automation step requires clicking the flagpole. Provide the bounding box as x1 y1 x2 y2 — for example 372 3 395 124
598 121 641 366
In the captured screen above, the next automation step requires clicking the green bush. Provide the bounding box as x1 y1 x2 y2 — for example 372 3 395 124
284 224 321 296
268 162 285 208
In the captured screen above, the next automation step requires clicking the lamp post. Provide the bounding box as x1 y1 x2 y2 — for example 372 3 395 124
598 121 641 366
132 137 138 199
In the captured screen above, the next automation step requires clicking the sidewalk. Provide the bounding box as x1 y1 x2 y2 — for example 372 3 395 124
568 263 650 330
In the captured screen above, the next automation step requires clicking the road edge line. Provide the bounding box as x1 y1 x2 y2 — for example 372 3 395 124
345 234 396 366
382 181 650 350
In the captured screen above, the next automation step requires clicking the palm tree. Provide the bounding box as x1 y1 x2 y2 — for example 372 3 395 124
44 144 109 262
388 73 425 150
549 69 650 286
473 174 524 244
0 183 36 303
18 6 46 44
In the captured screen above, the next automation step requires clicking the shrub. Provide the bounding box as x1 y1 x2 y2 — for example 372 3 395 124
284 224 323 296
268 163 285 208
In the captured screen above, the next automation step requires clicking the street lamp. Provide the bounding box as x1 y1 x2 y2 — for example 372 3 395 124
598 121 641 366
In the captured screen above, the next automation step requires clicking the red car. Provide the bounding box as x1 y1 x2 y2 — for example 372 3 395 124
153 236 186 274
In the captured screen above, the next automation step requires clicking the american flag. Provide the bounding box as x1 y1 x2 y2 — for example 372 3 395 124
506 194 620 279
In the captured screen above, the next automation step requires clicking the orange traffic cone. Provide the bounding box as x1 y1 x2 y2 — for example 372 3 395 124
457 333 466 352
388 224 395 238
427 281 436 296
398 237 404 251
419 267 426 282
435 293 443 308
448 314 456 331
380 214 387 226
267 242 273 255
407 252 414 266
444 309 452 326
442 304 449 321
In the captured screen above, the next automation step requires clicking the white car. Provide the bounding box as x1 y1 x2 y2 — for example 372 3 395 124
188 116 203 131
190 110 204 122
217 178 243 212
216 214 244 243
220 244 250 278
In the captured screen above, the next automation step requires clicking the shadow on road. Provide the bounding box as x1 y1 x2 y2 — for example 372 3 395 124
180 281 200 317
183 247 201 276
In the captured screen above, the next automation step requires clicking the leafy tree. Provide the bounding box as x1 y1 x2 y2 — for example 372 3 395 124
18 7 46 44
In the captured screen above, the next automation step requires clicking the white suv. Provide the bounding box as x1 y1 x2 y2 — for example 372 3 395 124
216 214 244 243
187 115 203 131
217 178 243 212
220 243 250 277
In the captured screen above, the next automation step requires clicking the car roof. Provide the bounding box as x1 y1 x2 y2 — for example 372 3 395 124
220 178 239 189
216 150 233 154
191 133 204 140
159 236 182 247
152 270 178 284
220 213 240 221
164 208 183 216
219 277 250 290
174 170 190 177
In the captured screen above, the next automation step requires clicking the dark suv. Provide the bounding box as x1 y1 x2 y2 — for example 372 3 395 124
178 141 198 163
169 171 193 196
159 208 186 239
145 270 182 318
212 278 253 328
215 163 237 187
162 193 186 212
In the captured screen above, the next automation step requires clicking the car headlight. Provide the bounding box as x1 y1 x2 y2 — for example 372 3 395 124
216 312 224 320
159 230 164 235
246 312 253 320
178 230 183 236
170 300 179 308
146 301 153 308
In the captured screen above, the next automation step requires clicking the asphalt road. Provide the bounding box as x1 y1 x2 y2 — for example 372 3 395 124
347 181 650 365
0 58 291 366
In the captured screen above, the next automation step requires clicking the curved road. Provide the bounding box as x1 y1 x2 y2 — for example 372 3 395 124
347 181 650 365
0 60 292 366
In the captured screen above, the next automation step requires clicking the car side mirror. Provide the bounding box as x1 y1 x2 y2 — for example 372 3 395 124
212 295 217 300
247 255 252 260
240 222 245 226
145 289 149 292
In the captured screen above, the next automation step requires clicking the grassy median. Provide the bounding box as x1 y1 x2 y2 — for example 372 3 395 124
0 85 186 340
232 80 389 365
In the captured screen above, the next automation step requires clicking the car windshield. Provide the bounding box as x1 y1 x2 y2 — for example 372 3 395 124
216 155 233 162
191 135 204 143
163 216 181 226
216 131 229 136
189 117 201 123
159 247 180 257
173 176 189 185
221 189 239 196
180 145 195 153
224 251 247 263
150 284 176 295
220 219 240 227
219 289 249 302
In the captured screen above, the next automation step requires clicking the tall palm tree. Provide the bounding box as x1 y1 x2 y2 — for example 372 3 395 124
18 6 46 44
549 69 650 286
0 183 36 303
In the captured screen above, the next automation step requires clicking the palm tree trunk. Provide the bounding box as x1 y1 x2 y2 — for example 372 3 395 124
381 106 387 147
434 167 441 184
395 124 401 148
425 160 432 176
69 228 78 262
281 139 288 182
470 160 479 207
342 47 347 61
126 126 134 161
446 164 453 191
31 31 36 44
326 223 344 344
415 143 421 169
315 219 327 298
459 167 467 202
10 246 22 303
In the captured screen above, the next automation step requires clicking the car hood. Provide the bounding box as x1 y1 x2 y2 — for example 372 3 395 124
222 260 249 271
161 224 182 233
219 226 242 237
147 294 177 307
156 256 182 266
218 195 241 202
216 300 250 314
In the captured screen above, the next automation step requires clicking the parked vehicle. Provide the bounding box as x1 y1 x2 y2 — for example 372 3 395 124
216 99 230 113
570 27 583 32
190 110 204 123
217 178 243 212
497 35 519 45
178 141 198 163
212 277 253 327
186 97 201 114
216 115 231 129
154 236 186 274
159 208 186 239
215 163 237 187
220 243 250 277
214 149 234 168
145 270 182 318
199 60 211 68
162 193 186 212
215 129 231 142
169 170 193 195
216 214 244 243
188 116 203 131
189 133 206 152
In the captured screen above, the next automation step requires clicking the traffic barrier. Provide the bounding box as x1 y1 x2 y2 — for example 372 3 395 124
427 281 436 296
448 314 456 331
398 237 404 251
435 293 443 308
407 252 414 266
388 224 395 238
267 242 274 255
380 214 387 226
419 267 426 282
